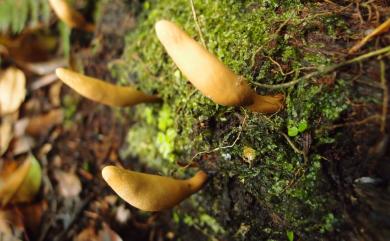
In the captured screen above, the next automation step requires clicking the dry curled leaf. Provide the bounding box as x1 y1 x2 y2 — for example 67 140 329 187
98 223 123 241
54 169 82 198
0 67 26 116
25 109 63 136
12 136 35 155
0 209 23 241
0 155 42 206
0 117 13 156
0 32 57 63
74 226 98 241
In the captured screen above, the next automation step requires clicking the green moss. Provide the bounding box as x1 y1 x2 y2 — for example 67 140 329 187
111 0 354 240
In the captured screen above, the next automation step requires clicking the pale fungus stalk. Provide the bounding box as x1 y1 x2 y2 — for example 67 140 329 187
48 0 95 32
102 166 208 211
155 20 284 113
55 68 160 107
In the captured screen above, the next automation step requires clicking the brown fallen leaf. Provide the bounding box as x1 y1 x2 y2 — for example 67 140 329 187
11 155 42 204
0 67 26 116
54 169 82 198
14 110 63 138
12 136 36 156
0 116 13 156
0 160 31 206
25 109 63 136
17 200 47 237
74 226 98 241
0 155 42 206
21 58 66 76
349 18 390 54
29 73 58 91
98 223 123 241
0 209 24 241
0 31 57 63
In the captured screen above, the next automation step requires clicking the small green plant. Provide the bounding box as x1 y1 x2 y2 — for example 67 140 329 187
0 0 51 34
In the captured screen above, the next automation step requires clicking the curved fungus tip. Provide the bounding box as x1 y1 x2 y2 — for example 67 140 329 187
48 0 95 32
246 93 285 113
155 19 284 113
102 166 208 212
55 68 160 107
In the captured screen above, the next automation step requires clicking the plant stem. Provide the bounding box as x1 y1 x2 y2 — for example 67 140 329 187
253 45 390 89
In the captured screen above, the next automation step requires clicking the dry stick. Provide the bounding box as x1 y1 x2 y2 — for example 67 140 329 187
253 45 390 89
380 59 388 133
323 0 338 5
280 131 309 164
267 56 296 76
189 0 206 47
349 18 390 54
324 114 382 130
189 113 248 163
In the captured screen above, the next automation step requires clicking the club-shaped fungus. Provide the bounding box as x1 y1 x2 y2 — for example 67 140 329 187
155 20 284 113
48 0 95 32
102 166 208 211
55 68 160 107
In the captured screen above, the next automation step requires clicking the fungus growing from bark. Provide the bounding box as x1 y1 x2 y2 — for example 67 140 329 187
55 68 160 107
102 166 208 211
155 20 284 113
48 0 95 32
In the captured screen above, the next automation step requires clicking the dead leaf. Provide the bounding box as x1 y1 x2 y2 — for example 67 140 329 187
17 200 47 236
0 155 42 206
25 109 63 136
74 226 98 241
22 58 66 76
12 136 35 155
0 67 26 116
29 73 58 91
0 31 58 63
0 117 13 156
98 223 123 241
54 169 82 198
14 119 29 138
0 209 24 241
11 155 42 204
0 160 31 206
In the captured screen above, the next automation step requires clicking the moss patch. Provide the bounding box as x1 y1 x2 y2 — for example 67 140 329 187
111 1 355 240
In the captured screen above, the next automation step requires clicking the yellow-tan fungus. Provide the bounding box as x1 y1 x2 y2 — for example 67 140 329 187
48 0 95 32
155 20 284 113
102 166 208 211
55 68 160 107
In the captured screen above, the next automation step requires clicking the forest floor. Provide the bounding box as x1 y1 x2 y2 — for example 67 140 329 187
0 0 389 241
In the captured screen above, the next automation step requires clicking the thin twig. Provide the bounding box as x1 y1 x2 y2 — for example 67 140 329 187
380 59 388 133
349 18 390 54
324 114 382 130
189 0 206 47
253 45 390 89
280 132 304 155
267 56 296 76
189 113 247 163
280 132 309 164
